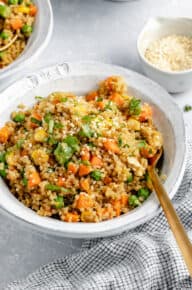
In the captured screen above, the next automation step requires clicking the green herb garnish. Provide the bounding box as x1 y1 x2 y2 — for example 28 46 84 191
129 98 141 115
184 105 192 112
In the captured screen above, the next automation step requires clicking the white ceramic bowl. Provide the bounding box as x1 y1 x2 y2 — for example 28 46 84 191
0 0 53 80
0 62 186 238
137 17 192 93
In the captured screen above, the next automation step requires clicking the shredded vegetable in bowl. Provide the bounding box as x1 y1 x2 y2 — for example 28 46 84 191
0 76 163 222
0 0 37 68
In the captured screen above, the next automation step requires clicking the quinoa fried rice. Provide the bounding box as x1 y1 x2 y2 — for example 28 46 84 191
0 0 37 69
0 76 163 223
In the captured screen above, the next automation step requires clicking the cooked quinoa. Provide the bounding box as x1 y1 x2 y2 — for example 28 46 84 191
0 0 37 69
0 76 163 222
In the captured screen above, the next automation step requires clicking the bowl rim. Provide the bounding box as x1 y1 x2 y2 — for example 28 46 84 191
0 0 53 80
137 16 192 75
0 61 187 238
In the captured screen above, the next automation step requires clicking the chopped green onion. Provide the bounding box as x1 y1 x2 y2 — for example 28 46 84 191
96 97 103 102
22 176 28 187
126 173 133 183
0 168 6 178
8 0 18 4
54 196 64 209
64 135 80 152
35 96 43 100
0 51 5 60
129 195 140 207
79 124 94 138
30 117 42 126
87 142 95 148
91 170 102 181
82 115 94 123
105 101 113 111
61 97 68 103
48 119 54 134
54 122 63 129
0 152 6 163
138 188 150 200
129 98 141 115
13 113 25 123
45 184 62 191
16 139 24 149
118 136 123 147
54 142 73 165
44 113 52 123
138 140 146 148
47 136 58 145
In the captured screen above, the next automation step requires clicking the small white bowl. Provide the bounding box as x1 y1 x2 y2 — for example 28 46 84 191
0 0 53 80
0 62 186 238
137 17 192 93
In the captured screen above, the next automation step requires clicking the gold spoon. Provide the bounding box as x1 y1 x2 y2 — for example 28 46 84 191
148 148 192 276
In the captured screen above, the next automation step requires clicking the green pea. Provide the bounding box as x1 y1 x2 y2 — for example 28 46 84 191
91 170 102 181
129 195 140 207
13 113 25 123
138 188 150 200
0 31 9 40
0 5 11 18
21 24 33 37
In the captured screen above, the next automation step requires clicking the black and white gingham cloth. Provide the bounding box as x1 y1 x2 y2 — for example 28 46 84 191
5 138 192 290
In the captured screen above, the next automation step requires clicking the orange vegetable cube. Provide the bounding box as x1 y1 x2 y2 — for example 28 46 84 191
0 126 10 143
78 164 92 177
90 156 103 168
103 140 120 154
76 193 93 209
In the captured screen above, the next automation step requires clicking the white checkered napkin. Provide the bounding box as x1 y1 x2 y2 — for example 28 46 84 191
5 140 192 290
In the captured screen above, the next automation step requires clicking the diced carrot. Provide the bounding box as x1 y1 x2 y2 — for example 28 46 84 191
80 178 90 192
78 164 92 177
76 193 93 209
30 112 42 128
10 18 23 30
103 176 112 185
85 91 98 102
139 104 152 122
97 101 105 110
29 4 38 16
63 212 80 222
121 194 128 207
103 140 120 154
81 147 90 161
28 171 41 189
111 200 121 216
57 177 66 187
90 156 103 168
109 93 124 107
0 126 10 143
67 162 78 174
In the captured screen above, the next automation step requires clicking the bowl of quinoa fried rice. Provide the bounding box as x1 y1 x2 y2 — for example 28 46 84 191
0 62 186 238
0 0 53 79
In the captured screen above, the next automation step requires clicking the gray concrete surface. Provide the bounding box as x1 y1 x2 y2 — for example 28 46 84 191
1 0 192 287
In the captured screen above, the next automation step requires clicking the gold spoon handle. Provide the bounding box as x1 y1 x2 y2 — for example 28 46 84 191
148 167 192 276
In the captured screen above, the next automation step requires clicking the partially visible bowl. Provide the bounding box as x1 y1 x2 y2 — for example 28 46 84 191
137 17 192 93
0 62 186 238
0 0 53 80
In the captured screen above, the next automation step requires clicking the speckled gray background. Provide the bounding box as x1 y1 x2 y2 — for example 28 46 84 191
1 0 192 287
